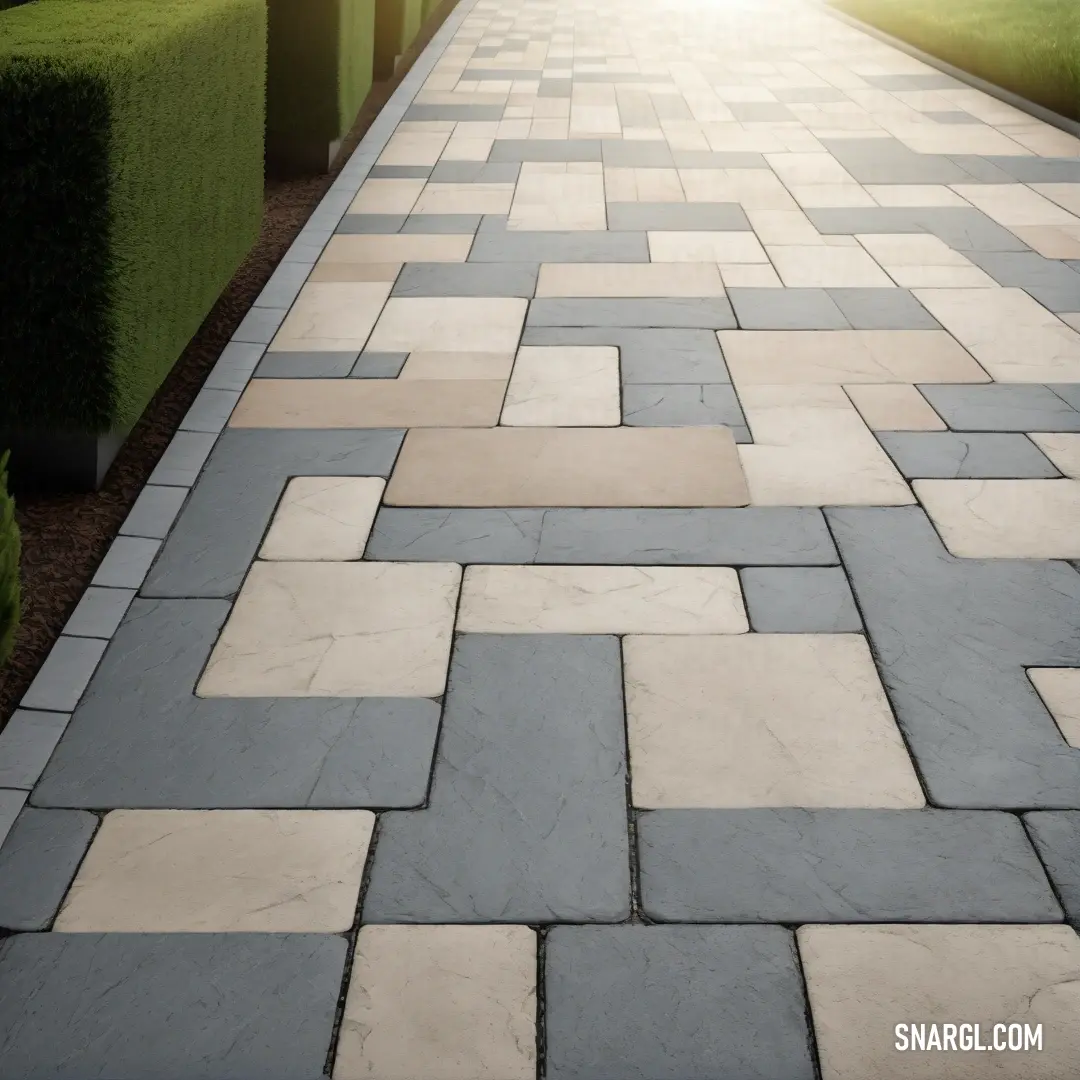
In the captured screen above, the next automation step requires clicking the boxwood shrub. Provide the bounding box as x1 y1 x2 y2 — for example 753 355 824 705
0 451 18 668
0 0 266 460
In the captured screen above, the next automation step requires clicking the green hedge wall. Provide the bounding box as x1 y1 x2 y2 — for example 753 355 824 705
267 0 376 173
0 0 266 436
375 0 423 79
0 452 18 668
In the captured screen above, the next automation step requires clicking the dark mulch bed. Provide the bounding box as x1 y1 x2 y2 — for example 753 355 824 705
0 4 456 728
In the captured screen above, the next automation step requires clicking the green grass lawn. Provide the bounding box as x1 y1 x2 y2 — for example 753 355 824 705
830 0 1080 121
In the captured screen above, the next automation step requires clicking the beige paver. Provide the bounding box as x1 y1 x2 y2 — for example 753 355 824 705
413 182 515 215
950 184 1080 228
319 234 472 264
800 925 1080 1080
501 345 620 426
1028 668 1080 747
458 565 748 633
719 330 988 385
269 282 391 351
509 161 606 230
1030 433 1080 478
648 230 768 263
55 810 374 932
786 184 876 208
913 288 1080 382
767 245 895 288
843 384 946 431
348 178 426 215
854 233 996 288
764 152 856 186
624 634 924 808
604 167 685 202
399 351 517 380
1008 225 1080 259
367 297 528 353
229 379 506 428
198 561 461 697
378 129 452 166
308 261 403 283
336 926 536 1080
384 427 750 507
865 184 969 207
915 479 1080 558
536 262 725 297
260 477 384 560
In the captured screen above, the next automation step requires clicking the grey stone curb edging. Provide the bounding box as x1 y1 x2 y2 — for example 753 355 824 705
0 0 478 847
821 2 1080 141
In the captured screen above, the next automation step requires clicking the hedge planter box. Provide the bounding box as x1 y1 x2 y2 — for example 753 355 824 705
374 0 422 80
267 0 376 175
0 0 266 491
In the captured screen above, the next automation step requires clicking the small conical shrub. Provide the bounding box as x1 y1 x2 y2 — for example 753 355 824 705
0 451 19 668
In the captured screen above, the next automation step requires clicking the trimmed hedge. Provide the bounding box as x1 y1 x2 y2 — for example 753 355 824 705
375 0 423 79
0 0 266 439
0 452 18 668
266 0 376 173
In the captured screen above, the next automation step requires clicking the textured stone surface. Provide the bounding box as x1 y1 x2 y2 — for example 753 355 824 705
260 477 384 560
740 566 861 632
918 384 1080 432
638 809 1062 922
0 711 69 790
0 933 345 1080
1024 812 1080 925
63 587 136 639
728 287 849 330
1028 668 1080 746
622 383 747 433
0 809 96 930
19 636 106 713
878 432 1061 479
393 261 538 297
526 297 737 329
33 600 440 808
829 506 1080 806
544 925 815 1080
362 635 630 921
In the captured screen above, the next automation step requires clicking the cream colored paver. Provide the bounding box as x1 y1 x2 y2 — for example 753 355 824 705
384 427 750 507
1058 313 1080 332
536 262 725 297
721 263 783 288
719 330 988 385
348 178 426 215
603 167 685 202
768 245 895 287
55 810 374 932
508 161 606 230
319 234 472 264
500 346 620 426
679 168 797 208
1030 433 1080 478
1028 668 1080 747
624 634 924 808
413 182 515 215
269 282 391 351
458 565 748 634
335 926 536 1080
260 477 384 560
1030 183 1080 217
764 152 857 185
198 561 461 697
378 129 452 166
854 233 996 288
440 135 495 161
1008 224 1080 259
912 288 1080 381
229 379 506 428
866 184 969 207
787 184 876 208
367 297 528 353
843 384 946 431
915 479 1080 558
399 351 516 380
800 925 1080 1080
950 184 1080 228
648 231 768 263
746 208 824 245
306 261 403 283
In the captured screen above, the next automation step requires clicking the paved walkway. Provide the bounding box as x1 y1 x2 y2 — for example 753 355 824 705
4 0 1080 1075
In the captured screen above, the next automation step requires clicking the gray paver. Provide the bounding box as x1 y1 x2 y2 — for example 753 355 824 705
0 712 70 790
984 157 1080 183
488 138 603 162
965 251 1080 312
638 809 1062 922
393 261 538 296
147 430 218 487
1024 812 1080 926
877 432 1062 479
926 110 981 124
366 508 546 562
400 213 483 233
119 485 187 540
729 287 849 329
947 155 1018 183
0 808 96 931
336 213 407 234
232 306 287 345
828 506 1080 807
20 637 106 713
806 206 1030 251
918 384 1080 432
600 139 675 166
544 925 815 1080
469 228 649 262
467 67 543 79
32 600 440 809
428 160 520 183
1049 384 1080 410
362 634 631 922
0 933 345 1080
142 429 402 598
606 201 750 231
539 78 572 96
91 535 160 589
827 287 941 329
740 566 861 632
822 136 973 184
622 383 748 433
620 327 730 382
526 297 736 329
255 350 360 378
349 351 410 377
64 586 136 639
368 164 432 178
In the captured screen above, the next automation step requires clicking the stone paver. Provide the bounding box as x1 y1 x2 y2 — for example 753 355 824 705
9 0 1080 1073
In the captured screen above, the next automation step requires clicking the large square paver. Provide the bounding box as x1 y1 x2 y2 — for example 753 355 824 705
458 565 748 633
544 925 815 1080
260 477 384 560
623 634 924 807
0 933 345 1080
384 427 750 506
269 282 392 352
800 925 1080 1080
54 810 374 932
366 297 528 353
915 479 1080 558
335 926 536 1080
198 562 461 697
500 346 620 426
